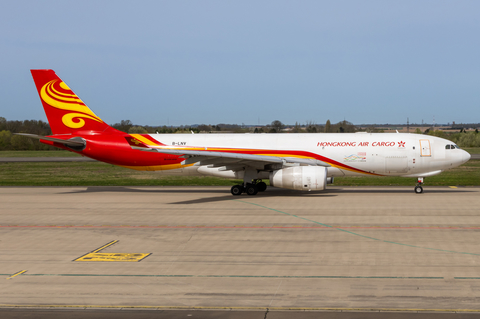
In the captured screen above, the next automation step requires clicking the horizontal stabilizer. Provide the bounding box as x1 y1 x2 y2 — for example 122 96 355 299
14 133 86 147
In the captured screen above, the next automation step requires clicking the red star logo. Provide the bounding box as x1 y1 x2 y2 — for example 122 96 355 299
398 141 405 148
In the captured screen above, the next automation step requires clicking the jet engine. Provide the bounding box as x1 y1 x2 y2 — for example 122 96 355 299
269 166 328 191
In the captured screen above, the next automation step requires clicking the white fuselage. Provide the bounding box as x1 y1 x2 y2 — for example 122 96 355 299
146 132 470 178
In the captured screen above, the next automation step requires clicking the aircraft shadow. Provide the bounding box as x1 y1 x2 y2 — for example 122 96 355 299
59 186 337 204
61 185 473 194
58 186 472 205
61 186 229 195
172 187 474 204
171 190 337 204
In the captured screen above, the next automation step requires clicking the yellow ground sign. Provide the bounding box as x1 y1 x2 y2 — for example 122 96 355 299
75 253 151 262
74 240 151 262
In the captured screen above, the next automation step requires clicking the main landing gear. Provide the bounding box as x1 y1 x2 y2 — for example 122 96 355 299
231 180 267 196
231 184 244 196
414 177 424 194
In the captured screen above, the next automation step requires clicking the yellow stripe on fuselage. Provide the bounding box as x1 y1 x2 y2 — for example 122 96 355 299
130 134 160 147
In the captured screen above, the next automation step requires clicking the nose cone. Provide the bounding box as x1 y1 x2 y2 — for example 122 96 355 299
462 150 471 164
451 149 470 168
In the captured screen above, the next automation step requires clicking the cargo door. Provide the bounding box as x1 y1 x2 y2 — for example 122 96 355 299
420 139 431 157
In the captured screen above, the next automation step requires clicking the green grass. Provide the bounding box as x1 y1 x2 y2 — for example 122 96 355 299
0 162 240 186
0 160 478 187
0 150 81 157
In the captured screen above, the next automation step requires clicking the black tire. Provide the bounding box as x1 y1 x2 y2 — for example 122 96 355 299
231 185 244 196
246 184 258 195
257 182 267 192
414 186 423 194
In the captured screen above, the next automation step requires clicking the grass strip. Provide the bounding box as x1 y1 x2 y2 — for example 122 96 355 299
464 147 480 154
0 162 239 186
0 160 478 186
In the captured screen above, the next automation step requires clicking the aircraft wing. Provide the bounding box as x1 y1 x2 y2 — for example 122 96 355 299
125 136 330 169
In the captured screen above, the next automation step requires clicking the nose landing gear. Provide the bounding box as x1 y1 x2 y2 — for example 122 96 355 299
414 177 424 194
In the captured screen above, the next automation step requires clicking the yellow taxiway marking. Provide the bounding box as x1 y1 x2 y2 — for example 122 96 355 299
449 186 458 188
74 240 151 262
75 253 151 262
6 270 27 280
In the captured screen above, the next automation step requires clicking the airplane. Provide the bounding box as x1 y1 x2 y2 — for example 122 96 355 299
18 69 471 195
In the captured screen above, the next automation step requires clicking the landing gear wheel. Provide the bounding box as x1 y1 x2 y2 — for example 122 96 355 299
256 182 267 192
231 185 244 196
246 184 259 196
414 186 423 194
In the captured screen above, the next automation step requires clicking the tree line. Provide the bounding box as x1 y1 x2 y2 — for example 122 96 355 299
0 117 54 150
112 119 358 134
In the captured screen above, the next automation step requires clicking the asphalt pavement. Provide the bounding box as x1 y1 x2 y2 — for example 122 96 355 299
2 186 480 312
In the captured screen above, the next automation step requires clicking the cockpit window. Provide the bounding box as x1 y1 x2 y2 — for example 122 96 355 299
446 144 461 150
445 144 460 150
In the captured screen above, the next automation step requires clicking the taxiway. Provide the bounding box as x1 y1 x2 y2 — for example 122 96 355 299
1 186 480 313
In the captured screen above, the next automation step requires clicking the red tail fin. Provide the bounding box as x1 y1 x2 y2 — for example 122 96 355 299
31 69 118 135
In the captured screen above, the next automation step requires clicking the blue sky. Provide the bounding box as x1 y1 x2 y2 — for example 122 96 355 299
1 0 479 126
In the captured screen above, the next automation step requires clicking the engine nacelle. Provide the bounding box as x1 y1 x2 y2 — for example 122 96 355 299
269 166 328 191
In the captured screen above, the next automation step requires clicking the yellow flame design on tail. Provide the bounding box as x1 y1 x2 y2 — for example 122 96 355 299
40 80 103 129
